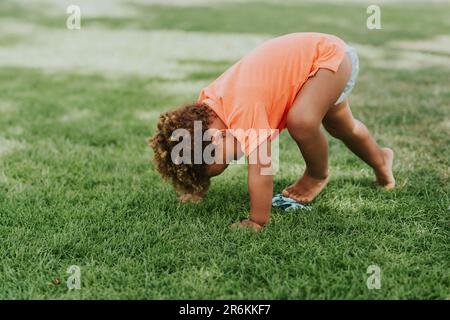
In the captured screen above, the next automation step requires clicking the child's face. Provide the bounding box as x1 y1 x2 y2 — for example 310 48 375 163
206 129 241 177
207 162 228 177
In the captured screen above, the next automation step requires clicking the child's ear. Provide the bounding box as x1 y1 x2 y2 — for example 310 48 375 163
211 129 226 146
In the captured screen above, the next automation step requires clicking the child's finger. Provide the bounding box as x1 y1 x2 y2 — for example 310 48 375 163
230 220 263 232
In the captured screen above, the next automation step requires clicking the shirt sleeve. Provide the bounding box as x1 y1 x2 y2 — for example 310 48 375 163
226 97 273 158
309 37 346 77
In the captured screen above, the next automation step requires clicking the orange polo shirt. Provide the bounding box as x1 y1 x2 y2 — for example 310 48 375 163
198 32 346 156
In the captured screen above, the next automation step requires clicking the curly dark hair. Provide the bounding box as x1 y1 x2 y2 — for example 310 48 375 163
149 103 216 202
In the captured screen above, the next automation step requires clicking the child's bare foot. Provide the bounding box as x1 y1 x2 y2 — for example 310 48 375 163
282 171 329 204
375 147 395 190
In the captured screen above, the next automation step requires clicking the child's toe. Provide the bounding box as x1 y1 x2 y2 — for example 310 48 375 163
287 192 303 203
298 197 311 204
282 188 291 197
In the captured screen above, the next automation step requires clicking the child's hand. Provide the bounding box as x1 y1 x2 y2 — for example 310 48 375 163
230 219 263 232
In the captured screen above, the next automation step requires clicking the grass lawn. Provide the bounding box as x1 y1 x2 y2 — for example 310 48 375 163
0 0 449 299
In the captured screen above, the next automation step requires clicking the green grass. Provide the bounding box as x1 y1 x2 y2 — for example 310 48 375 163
0 1 449 299
2 1 449 46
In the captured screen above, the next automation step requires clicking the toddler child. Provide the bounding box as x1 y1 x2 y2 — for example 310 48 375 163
150 32 395 231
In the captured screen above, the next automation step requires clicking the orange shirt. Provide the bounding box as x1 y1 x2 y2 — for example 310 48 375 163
198 32 346 156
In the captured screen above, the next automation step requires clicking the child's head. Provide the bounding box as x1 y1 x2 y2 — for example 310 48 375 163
150 103 232 203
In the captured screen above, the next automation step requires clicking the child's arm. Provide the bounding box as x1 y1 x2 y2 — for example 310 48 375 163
233 139 273 230
248 160 273 226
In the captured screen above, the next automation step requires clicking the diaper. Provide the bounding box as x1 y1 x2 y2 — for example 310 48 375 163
335 45 359 105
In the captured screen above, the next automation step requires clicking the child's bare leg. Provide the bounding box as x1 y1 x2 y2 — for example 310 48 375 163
323 99 395 189
282 55 352 203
